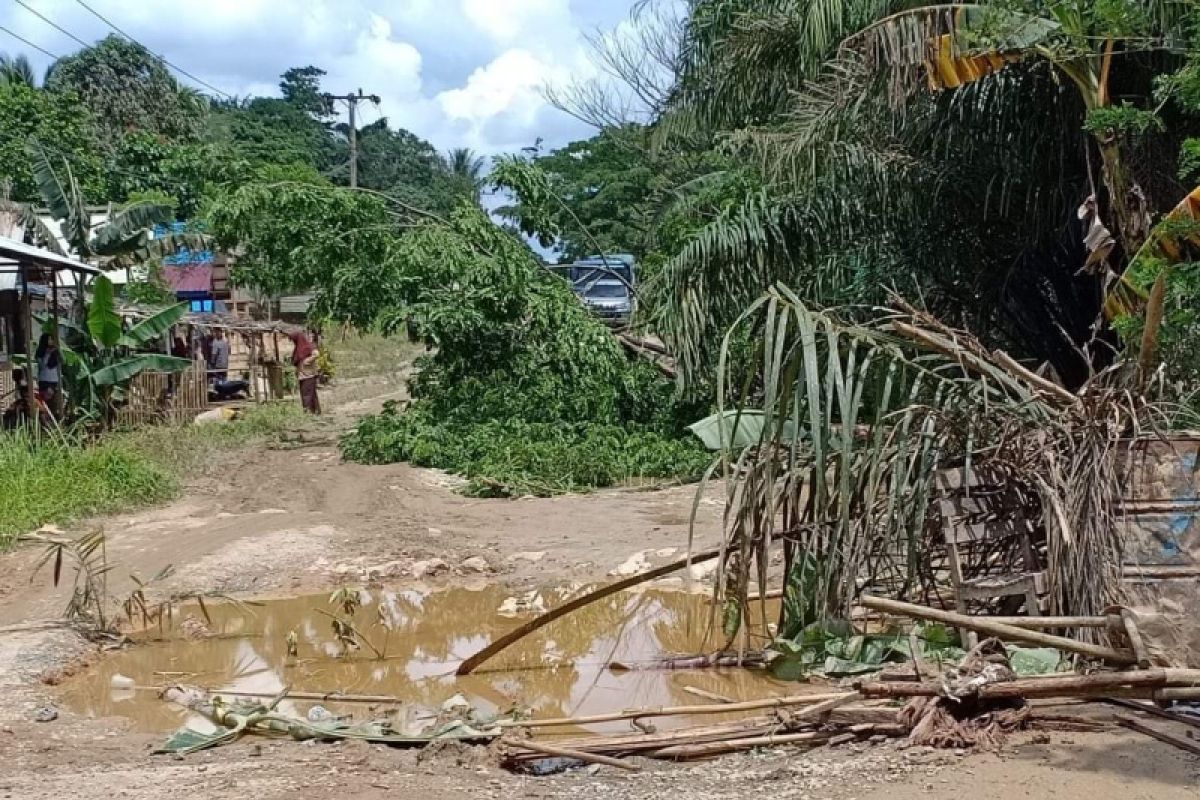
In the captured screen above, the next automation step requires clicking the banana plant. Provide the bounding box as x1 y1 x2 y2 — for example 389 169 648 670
60 276 192 426
1 140 209 268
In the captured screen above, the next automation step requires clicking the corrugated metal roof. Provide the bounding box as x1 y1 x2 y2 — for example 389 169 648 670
0 236 99 275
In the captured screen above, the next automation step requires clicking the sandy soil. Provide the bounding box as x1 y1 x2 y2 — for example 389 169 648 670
0 348 1196 800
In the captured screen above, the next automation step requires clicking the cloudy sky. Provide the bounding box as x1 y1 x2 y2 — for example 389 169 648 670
0 0 641 154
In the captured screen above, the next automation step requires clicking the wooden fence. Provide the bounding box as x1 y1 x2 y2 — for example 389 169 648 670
114 360 211 428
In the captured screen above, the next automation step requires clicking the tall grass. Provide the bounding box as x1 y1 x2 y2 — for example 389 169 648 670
0 403 309 548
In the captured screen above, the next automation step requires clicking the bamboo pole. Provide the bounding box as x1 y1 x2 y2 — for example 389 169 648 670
859 595 1136 664
1121 609 1151 668
457 544 729 675
506 738 642 771
1106 698 1200 730
500 692 853 729
857 669 1200 700
983 615 1121 631
506 719 781 761
650 730 831 760
1117 717 1200 757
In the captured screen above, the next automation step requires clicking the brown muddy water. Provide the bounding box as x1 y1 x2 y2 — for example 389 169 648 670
61 584 793 735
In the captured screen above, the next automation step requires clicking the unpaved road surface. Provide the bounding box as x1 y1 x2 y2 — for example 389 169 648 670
0 350 1197 800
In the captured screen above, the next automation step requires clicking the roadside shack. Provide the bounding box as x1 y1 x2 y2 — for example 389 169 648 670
0 235 99 420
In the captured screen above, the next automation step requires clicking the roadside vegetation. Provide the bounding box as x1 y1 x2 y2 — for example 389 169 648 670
0 403 306 546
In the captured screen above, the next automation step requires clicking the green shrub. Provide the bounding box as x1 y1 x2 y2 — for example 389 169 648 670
342 402 712 497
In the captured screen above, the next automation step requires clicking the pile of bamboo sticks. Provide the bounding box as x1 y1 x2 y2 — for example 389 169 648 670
499 694 906 770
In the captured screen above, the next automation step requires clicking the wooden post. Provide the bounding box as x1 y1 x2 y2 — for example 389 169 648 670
249 333 259 403
49 268 62 418
19 262 35 421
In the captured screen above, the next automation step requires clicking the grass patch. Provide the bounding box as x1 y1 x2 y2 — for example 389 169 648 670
0 432 174 545
341 402 712 497
0 402 310 547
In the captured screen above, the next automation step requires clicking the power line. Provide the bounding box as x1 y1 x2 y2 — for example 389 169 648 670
0 23 59 59
69 0 233 99
11 0 89 49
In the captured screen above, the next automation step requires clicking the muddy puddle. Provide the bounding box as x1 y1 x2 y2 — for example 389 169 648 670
61 584 793 735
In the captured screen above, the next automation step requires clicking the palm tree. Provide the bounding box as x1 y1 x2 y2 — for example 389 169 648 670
1 141 206 268
646 0 1196 390
0 53 37 87
445 147 487 200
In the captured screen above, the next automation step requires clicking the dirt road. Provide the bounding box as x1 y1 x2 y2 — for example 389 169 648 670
0 346 1196 800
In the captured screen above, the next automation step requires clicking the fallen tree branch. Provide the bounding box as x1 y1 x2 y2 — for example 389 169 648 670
859 595 1136 665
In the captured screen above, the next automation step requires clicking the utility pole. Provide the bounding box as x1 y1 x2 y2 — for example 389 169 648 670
323 89 380 188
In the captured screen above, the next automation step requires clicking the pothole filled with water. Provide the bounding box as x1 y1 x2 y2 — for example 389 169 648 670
60 583 793 735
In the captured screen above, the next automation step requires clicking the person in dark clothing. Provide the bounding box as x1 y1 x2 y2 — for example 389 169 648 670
35 333 60 403
208 330 230 382
290 330 320 414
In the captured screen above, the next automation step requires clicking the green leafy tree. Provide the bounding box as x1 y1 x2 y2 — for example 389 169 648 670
60 275 191 425
108 131 246 218
209 96 338 172
0 83 103 202
204 165 391 300
497 125 666 261
352 120 461 213
280 66 334 120
45 35 207 148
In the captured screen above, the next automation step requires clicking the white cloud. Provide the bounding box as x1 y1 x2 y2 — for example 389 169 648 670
460 0 571 44
438 50 550 122
0 0 624 152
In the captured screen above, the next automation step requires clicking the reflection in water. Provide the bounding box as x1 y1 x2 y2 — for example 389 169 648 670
60 585 790 734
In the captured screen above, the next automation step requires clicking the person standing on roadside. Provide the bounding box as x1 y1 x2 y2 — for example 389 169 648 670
208 329 230 382
290 329 321 414
35 332 60 404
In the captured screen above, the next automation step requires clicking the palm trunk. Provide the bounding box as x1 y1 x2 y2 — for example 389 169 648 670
1096 137 1152 257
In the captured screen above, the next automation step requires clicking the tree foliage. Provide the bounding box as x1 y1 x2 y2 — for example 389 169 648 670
45 35 206 148
629 0 1200 391
0 82 103 202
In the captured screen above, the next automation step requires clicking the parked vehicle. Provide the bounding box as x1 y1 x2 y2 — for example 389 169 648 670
579 278 632 325
557 254 636 327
